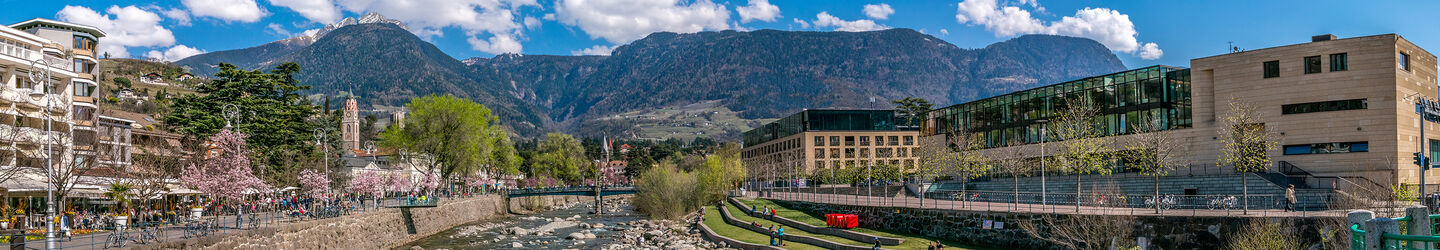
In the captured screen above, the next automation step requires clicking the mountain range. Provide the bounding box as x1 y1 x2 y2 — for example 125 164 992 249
175 13 1126 139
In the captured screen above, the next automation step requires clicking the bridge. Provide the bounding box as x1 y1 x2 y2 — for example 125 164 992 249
380 198 441 234
503 185 638 215
505 186 637 198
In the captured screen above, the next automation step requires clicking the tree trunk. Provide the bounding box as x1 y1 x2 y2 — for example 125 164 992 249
961 172 968 208
1154 174 1160 214
1076 173 1082 213
1013 174 1019 210
1242 172 1249 215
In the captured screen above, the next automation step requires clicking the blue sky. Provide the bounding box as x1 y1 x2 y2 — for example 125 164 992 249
2 0 1438 69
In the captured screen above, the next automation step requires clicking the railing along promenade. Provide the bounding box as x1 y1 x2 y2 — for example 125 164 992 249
758 188 1366 218
1348 207 1440 250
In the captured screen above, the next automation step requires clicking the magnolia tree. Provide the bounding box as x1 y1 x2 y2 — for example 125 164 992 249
181 130 269 202
298 169 330 198
420 172 441 193
387 173 413 193
349 171 385 196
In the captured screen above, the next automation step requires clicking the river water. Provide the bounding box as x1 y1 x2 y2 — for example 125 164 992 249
398 199 644 250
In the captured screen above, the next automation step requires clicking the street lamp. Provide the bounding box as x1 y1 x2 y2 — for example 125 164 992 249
314 128 330 176
222 104 239 130
28 58 59 250
1035 119 1049 208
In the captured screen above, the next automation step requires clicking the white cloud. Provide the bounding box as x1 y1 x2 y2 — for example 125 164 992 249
542 13 556 20
269 0 340 24
468 34 523 54
792 18 809 29
940 28 949 35
570 45 614 56
863 3 894 20
145 44 206 62
1138 42 1162 60
737 0 780 23
158 7 191 26
523 16 542 30
182 0 267 23
266 23 293 37
553 0 731 44
56 5 177 59
953 0 1163 59
335 0 537 53
813 12 887 32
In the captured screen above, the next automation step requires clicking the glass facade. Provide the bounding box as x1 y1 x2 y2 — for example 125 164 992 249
923 66 1193 148
743 109 913 146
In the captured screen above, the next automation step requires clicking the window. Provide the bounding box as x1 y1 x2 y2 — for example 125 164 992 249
859 136 870 146
903 136 914 145
844 136 855 146
1400 52 1411 71
876 136 885 146
814 149 824 158
888 136 899 146
845 148 855 158
815 161 824 169
1263 60 1280 78
829 149 839 159
814 136 824 146
1330 53 1348 72
1304 56 1322 74
1281 99 1366 114
829 136 840 146
859 148 869 158
1283 141 1369 155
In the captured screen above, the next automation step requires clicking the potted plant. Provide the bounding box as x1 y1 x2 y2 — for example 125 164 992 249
104 183 132 229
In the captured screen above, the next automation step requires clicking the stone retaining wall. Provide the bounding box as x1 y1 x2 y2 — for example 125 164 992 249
140 195 587 249
727 197 902 246
772 199 1344 249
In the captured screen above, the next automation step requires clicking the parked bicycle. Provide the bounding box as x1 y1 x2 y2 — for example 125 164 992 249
104 230 127 248
1208 195 1238 210
1145 195 1176 210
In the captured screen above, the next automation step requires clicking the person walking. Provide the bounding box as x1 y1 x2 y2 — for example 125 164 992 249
1285 184 1297 212
768 225 776 246
872 237 882 250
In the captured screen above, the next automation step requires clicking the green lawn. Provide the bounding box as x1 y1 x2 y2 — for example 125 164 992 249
737 198 994 250
721 203 875 247
702 206 825 250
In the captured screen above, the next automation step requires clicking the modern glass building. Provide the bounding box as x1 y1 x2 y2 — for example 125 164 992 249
924 65 1192 148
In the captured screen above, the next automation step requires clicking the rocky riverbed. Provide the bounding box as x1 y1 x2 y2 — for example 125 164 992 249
399 197 719 250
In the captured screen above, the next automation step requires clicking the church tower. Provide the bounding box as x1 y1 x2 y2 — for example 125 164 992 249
342 96 360 151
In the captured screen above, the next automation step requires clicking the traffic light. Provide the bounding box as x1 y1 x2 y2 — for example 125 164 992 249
1416 152 1429 168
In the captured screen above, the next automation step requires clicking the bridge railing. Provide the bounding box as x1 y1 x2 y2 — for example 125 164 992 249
1350 208 1440 250
506 185 634 195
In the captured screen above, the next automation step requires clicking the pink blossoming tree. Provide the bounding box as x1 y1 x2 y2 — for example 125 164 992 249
298 169 330 198
349 171 385 196
180 130 269 202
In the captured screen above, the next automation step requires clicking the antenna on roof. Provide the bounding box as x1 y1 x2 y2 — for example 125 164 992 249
1228 41 1244 54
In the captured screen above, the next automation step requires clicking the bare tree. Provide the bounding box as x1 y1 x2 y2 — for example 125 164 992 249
1050 98 1112 212
987 138 1034 209
1019 212 1137 249
950 130 991 207
914 135 958 208
1120 119 1190 214
1216 98 1280 214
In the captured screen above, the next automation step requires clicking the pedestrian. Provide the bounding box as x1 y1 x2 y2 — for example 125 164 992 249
935 240 944 250
1285 184 1297 212
927 241 936 250
768 225 776 246
777 225 785 246
872 237 882 250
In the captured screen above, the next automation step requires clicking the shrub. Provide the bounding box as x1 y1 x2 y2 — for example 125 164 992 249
634 164 698 219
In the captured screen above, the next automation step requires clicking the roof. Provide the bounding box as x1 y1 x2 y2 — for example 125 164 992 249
144 73 162 77
8 18 106 38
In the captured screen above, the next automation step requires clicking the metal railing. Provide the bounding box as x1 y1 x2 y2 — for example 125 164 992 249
760 187 1357 217
0 191 499 249
1351 213 1440 250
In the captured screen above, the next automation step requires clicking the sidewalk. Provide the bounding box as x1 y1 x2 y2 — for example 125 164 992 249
760 191 1347 218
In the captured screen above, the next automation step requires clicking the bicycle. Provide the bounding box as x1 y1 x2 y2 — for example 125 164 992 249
1144 195 1176 210
1207 196 1238 210
104 230 127 248
132 225 159 244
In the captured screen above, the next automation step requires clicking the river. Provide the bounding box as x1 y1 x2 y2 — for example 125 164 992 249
399 198 680 250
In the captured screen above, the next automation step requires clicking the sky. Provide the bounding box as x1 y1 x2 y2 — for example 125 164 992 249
2 0 1439 69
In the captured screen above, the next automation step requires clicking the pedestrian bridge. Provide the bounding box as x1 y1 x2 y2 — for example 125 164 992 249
505 186 637 198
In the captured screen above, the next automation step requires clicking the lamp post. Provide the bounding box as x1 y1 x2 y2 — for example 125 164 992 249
314 128 330 176
29 59 58 250
1035 119 1049 208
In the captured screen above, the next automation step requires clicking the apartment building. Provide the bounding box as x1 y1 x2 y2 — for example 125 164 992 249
9 18 105 171
742 109 921 179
